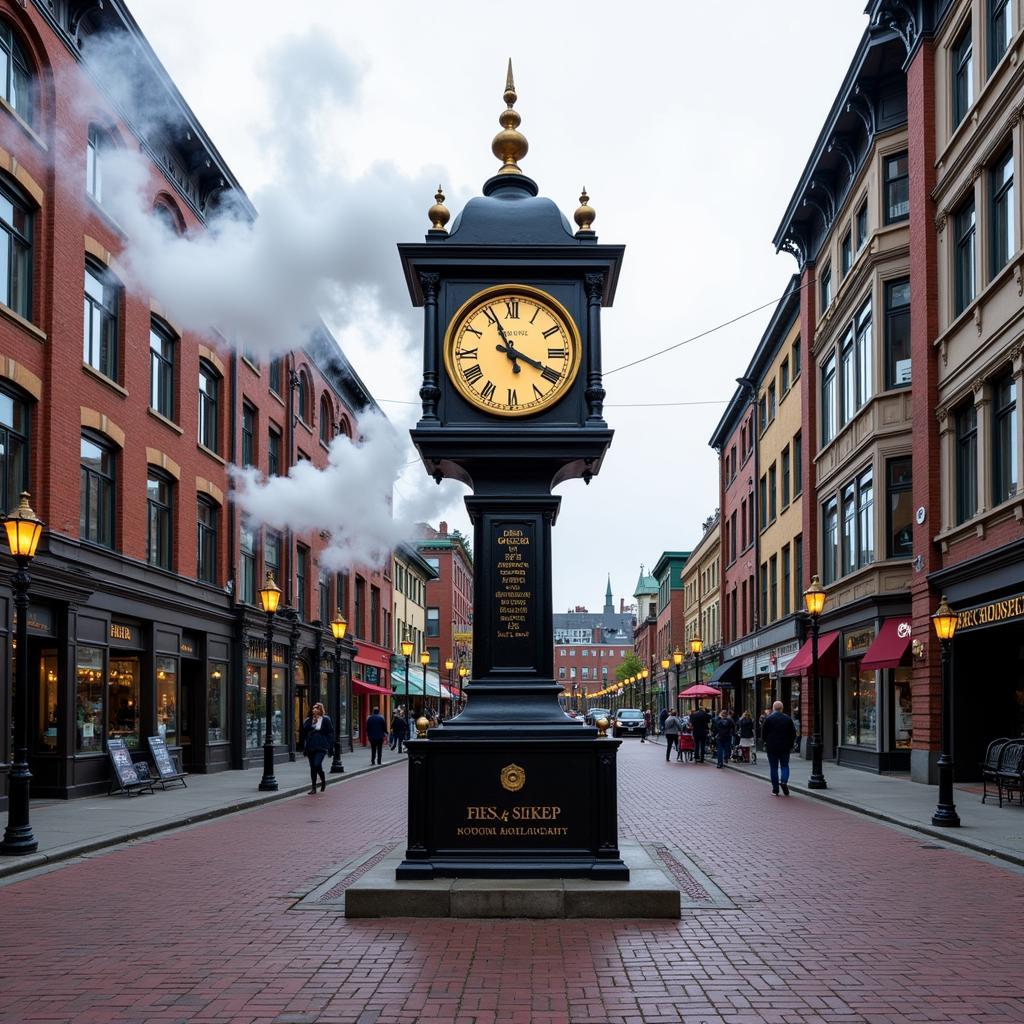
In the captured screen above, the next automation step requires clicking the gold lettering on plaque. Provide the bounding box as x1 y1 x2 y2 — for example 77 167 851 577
496 527 531 640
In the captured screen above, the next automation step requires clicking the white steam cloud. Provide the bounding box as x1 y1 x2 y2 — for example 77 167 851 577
64 26 468 569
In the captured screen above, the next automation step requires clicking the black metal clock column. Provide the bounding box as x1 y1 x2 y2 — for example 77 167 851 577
396 64 628 881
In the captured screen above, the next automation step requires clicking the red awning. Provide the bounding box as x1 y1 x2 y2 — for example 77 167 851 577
353 640 390 669
353 679 392 697
783 631 840 676
859 618 913 671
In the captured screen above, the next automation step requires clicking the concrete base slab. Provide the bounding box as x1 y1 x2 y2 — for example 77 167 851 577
343 842 681 919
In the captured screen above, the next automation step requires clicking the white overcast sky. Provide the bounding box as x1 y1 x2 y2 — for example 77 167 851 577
131 0 867 612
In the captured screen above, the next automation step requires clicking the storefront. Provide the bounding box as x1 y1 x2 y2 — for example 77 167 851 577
352 640 392 745
243 637 287 759
783 630 840 759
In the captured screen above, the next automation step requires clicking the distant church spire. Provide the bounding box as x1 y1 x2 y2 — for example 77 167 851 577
604 575 614 616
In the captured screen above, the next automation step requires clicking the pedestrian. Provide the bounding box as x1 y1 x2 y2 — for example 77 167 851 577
737 711 755 762
792 711 802 753
391 707 410 753
658 707 668 736
663 710 682 761
713 708 735 768
689 705 711 763
762 700 798 796
299 701 334 794
365 705 388 766
644 708 652 739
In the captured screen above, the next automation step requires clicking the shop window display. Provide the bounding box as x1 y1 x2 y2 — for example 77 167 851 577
156 656 177 744
893 668 912 749
76 645 104 752
108 656 140 749
245 662 284 747
37 651 58 749
843 665 878 747
208 662 228 742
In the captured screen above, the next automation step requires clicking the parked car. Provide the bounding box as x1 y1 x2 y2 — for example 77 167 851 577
612 708 646 738
586 708 611 727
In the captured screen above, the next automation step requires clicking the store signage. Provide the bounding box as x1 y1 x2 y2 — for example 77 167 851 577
107 738 150 793
775 640 800 674
453 631 473 643
755 653 772 676
147 735 182 781
14 605 53 634
845 628 875 656
109 621 141 647
741 656 755 679
954 593 1024 633
179 636 196 656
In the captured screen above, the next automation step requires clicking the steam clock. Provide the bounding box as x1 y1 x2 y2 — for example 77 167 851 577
397 65 627 880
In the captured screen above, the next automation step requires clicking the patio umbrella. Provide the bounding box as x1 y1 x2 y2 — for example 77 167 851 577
678 684 722 698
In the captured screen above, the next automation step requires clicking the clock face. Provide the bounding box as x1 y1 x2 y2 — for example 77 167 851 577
443 284 582 417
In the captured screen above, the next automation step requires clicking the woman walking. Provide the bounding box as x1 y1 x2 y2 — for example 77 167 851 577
737 711 756 762
299 701 334 794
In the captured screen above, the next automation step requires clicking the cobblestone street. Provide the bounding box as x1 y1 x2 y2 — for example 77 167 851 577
1 741 1022 1024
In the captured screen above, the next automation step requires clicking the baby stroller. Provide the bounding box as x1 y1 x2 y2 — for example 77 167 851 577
677 731 695 762
731 732 758 764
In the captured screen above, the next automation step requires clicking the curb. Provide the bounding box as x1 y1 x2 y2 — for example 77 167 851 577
646 735 1024 869
0 757 402 881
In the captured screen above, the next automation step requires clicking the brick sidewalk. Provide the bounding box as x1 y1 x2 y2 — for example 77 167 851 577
1 738 1022 1024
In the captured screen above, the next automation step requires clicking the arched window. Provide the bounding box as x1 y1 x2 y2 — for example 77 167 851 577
338 414 352 439
149 318 176 420
319 394 333 444
297 370 311 423
0 180 32 319
0 20 34 125
198 360 220 453
153 200 184 235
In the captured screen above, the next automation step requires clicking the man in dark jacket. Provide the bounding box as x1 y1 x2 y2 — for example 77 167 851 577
761 700 797 796
689 707 711 763
658 707 668 735
713 710 735 768
365 706 388 766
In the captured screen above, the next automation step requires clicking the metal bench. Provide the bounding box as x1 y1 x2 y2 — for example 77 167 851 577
993 740 1024 808
980 737 1010 805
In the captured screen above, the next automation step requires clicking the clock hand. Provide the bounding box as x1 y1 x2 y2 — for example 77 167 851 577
490 312 509 345
495 341 524 374
495 342 548 373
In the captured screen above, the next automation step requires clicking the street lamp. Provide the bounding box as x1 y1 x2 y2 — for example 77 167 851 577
329 613 347 774
690 634 703 689
672 646 683 713
258 571 282 792
420 650 430 719
400 637 413 725
1 492 43 855
930 595 960 827
641 667 649 716
803 574 827 790
660 655 670 718
458 663 468 710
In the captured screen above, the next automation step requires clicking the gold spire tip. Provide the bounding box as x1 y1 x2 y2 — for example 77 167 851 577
574 186 595 233
428 184 450 232
492 60 527 175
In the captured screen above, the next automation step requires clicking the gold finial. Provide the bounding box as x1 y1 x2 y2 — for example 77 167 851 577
574 187 596 234
415 716 430 738
491 59 528 175
428 185 450 232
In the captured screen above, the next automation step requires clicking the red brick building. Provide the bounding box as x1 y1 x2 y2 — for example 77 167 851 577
415 521 473 682
0 0 391 799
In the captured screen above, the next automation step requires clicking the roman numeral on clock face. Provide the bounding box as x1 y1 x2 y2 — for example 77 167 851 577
532 383 544 400
504 300 519 319
507 388 518 407
482 307 499 327
463 324 483 338
459 347 478 361
463 363 483 385
541 366 560 384
542 325 560 339
480 380 496 401
548 347 567 360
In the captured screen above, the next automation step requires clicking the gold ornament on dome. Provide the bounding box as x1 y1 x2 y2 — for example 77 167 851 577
500 763 526 792
574 188 595 233
428 185 450 232
491 59 528 175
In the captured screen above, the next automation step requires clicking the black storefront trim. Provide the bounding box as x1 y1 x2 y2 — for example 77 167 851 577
928 537 1024 605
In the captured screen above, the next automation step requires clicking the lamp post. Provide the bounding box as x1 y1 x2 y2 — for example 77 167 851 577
445 656 454 714
803 574 828 790
419 650 430 719
672 646 683 714
690 634 703 691
329 613 347 774
400 638 413 726
458 663 468 712
258 572 282 792
930 595 961 827
1 492 43 855
660 655 670 719
641 667 649 717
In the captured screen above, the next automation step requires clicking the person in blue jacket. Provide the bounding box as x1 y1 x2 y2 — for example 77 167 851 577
365 706 388 766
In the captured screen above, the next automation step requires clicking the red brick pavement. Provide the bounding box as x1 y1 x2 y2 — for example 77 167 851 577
1 743 1022 1024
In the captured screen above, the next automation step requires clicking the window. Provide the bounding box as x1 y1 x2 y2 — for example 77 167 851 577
0 183 31 319
149 321 175 419
856 201 868 250
780 357 790 395
820 265 832 310
822 498 838 585
793 432 802 496
84 263 120 380
792 339 801 379
758 394 767 433
857 470 874 568
269 358 283 395
884 152 909 223
768 381 776 421
0 384 28 513
855 301 872 410
354 576 364 638
989 148 1014 278
840 230 852 277
198 361 220 453
884 279 911 389
75 646 105 753
265 529 281 583
426 607 440 637
320 394 333 445
759 476 767 530
841 483 856 577
952 22 973 128
956 402 978 524
781 446 791 507
336 571 348 619
993 374 1018 504
840 329 855 427
769 555 778 623
760 564 768 626
887 457 913 557
989 0 1012 73
197 497 217 583
240 525 256 603
268 426 281 476
821 352 837 444
297 372 310 423
86 125 108 202
782 545 791 617
954 199 976 316
319 571 330 624
0 20 33 124
729 510 737 563
208 661 229 743
768 462 777 522
295 545 309 620
369 584 380 643
80 433 115 548
794 535 803 605
241 403 256 467
146 470 172 569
